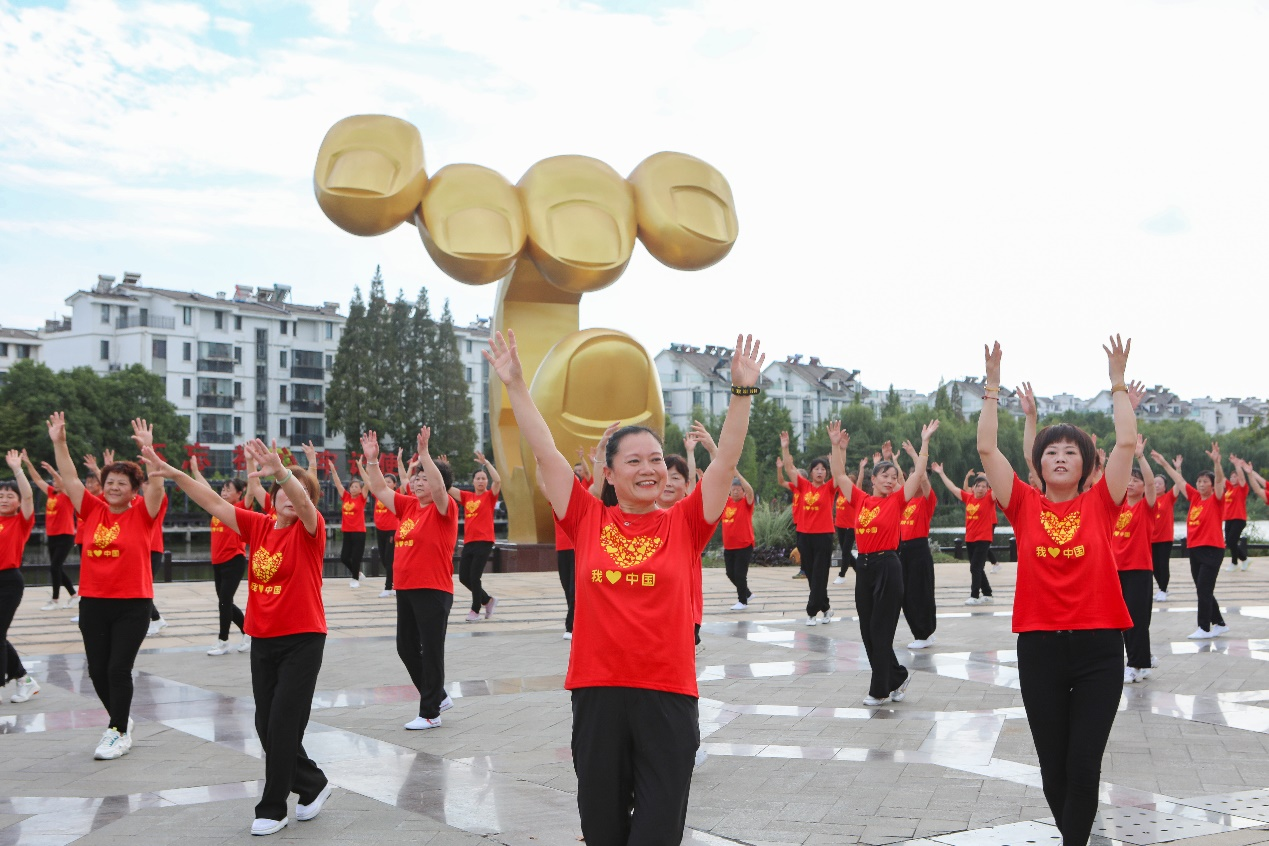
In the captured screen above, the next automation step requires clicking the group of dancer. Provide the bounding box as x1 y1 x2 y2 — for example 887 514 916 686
1 329 1266 846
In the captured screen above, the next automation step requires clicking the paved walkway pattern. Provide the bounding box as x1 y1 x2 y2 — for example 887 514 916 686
4 559 1269 845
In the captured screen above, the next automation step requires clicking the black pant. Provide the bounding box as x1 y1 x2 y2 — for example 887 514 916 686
899 538 936 641
78 597 150 731
47 534 76 599
377 528 396 590
1151 542 1172 592
794 530 808 575
1225 519 1247 563
458 541 495 612
396 588 452 719
836 528 857 576
250 632 327 821
557 550 575 633
803 532 834 616
340 531 365 579
856 551 908 699
1189 546 1226 632
1119 570 1153 669
0 569 27 683
1017 629 1123 846
213 556 246 641
149 552 162 621
967 540 993 598
572 686 697 846
723 546 753 604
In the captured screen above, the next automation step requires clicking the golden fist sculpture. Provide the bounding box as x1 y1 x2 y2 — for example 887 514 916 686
314 114 738 543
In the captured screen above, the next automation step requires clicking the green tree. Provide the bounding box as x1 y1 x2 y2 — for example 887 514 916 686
432 300 475 478
325 285 370 441
883 384 902 418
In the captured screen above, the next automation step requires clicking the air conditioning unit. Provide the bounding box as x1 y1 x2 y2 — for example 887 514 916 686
108 363 123 372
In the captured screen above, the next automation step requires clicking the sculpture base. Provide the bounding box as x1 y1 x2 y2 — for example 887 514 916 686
452 542 558 574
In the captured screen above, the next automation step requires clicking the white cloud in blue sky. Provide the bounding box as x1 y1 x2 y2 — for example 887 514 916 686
2 0 1269 398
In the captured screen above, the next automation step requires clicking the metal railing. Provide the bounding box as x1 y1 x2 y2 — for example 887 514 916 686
290 365 325 380
197 359 234 373
196 429 234 444
196 394 236 408
116 314 176 330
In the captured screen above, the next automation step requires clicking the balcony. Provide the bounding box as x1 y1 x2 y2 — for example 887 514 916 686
196 430 234 444
116 314 176 330
289 399 325 413
291 365 325 380
197 359 234 373
289 434 324 447
196 394 236 409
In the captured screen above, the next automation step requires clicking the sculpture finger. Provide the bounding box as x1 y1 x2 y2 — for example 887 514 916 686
519 155 636 294
314 115 428 236
417 163 527 285
629 151 737 270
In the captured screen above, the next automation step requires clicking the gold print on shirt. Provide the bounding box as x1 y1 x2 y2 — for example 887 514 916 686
252 548 283 583
1115 512 1132 532
93 523 120 550
965 503 980 517
397 518 416 540
857 506 881 529
1188 505 1202 525
465 499 481 519
600 524 662 569
342 501 354 513
902 502 918 520
802 491 821 508
606 570 620 583
1040 511 1080 546
723 506 737 523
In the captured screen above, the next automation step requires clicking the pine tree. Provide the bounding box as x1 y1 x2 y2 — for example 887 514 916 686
431 300 475 478
362 267 391 438
325 286 370 442
406 286 436 434
384 288 414 451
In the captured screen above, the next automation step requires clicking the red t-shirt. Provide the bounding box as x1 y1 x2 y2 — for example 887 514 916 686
844 489 908 553
211 500 250 564
1003 475 1131 632
76 494 156 599
794 477 836 535
721 496 755 549
555 519 574 552
900 489 938 541
461 490 498 543
790 490 803 532
134 493 168 554
1112 498 1154 571
235 509 327 638
961 491 997 543
1223 482 1249 522
373 496 400 532
1151 489 1177 543
44 492 75 537
392 491 459 593
340 492 367 533
560 477 716 697
1184 484 1224 548
0 511 35 570
834 491 856 530
262 492 277 523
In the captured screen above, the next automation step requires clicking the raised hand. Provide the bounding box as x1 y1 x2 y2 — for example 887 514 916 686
881 440 894 461
1135 434 1147 457
360 431 380 463
1126 380 1146 411
931 461 944 474
873 451 882 466
326 457 337 475
921 419 940 442
190 454 200 475
775 456 784 470
47 411 67 444
302 441 318 466
689 421 717 456
4 449 21 473
1206 441 1221 464
130 418 154 449
901 440 918 460
244 440 285 479
483 330 524 385
779 430 790 450
474 451 488 466
826 420 844 448
139 445 179 479
102 448 115 465
416 426 432 458
729 334 764 388
1016 381 1036 417
984 342 1002 387
1103 334 1131 384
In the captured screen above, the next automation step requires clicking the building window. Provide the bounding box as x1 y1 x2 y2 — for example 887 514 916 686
152 338 167 359
234 346 242 363
692 390 703 407
0 343 7 356
183 342 191 361
182 306 193 326
465 367 473 383
279 419 288 437
466 340 473 353
279 350 288 369
234 315 242 331
17 344 31 359
234 417 242 436
325 321 334 339
214 311 224 330
673 370 681 383
802 399 812 414
325 354 333 370
663 390 671 407
234 381 242 399
280 320 288 335
100 304 110 324
99 340 109 360
182 378 191 397
279 385 288 403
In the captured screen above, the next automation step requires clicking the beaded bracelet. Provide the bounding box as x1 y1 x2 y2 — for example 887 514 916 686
730 385 760 397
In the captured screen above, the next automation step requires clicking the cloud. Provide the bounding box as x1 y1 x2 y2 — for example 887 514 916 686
1141 207 1190 235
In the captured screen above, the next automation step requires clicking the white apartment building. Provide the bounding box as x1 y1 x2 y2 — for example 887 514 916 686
451 318 493 452
0 327 41 382
764 355 859 444
39 273 346 473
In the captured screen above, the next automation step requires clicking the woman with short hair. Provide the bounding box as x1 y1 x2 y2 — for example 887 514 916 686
1 449 40 704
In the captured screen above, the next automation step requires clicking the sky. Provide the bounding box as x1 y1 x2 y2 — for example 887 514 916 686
3 0 1269 401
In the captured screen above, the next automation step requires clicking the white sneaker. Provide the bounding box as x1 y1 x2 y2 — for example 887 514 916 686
439 695 453 712
465 610 481 622
1225 563 1237 572
1123 667 1138 684
94 728 126 760
118 730 133 755
483 596 497 619
404 716 442 730
693 747 708 768
1187 628 1215 639
237 634 251 653
1151 654 1159 668
379 589 394 598
890 675 912 702
66 594 80 608
833 576 846 585
1212 624 1230 636
349 579 360 588
731 602 748 611
41 600 59 611
1240 561 1250 572
296 784 332 821
819 613 832 625
70 615 79 623
964 597 982 606
1155 590 1168 601
908 639 930 649
991 564 1001 574
862 695 889 706
1136 667 1152 680
980 596 995 604
805 616 818 626
251 818 287 836
207 640 231 656
562 632 572 640
147 617 168 636
11 676 40 703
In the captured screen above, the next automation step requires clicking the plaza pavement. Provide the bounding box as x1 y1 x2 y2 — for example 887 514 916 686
4 556 1269 845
